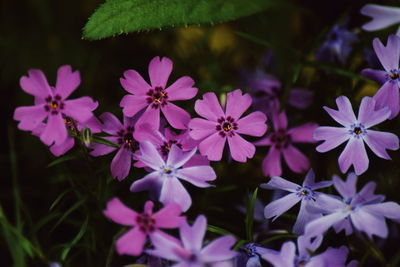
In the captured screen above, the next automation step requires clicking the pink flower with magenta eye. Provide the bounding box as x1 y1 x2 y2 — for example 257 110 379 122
103 198 184 256
189 89 267 162
120 56 198 130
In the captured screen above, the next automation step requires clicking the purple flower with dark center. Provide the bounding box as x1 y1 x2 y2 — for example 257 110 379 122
233 243 275 267
189 89 267 162
14 65 98 146
305 173 400 239
262 170 332 235
147 215 237 266
130 142 216 212
103 198 184 256
261 235 350 267
316 23 358 64
314 95 399 175
255 109 318 177
120 56 198 130
361 4 400 35
361 35 400 119
90 112 139 181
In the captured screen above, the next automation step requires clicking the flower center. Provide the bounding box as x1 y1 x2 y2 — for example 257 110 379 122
160 140 182 156
296 186 315 201
216 116 238 137
295 255 310 267
271 129 291 149
163 168 172 174
244 243 257 257
146 87 168 108
388 69 400 81
117 126 139 151
349 123 366 138
44 95 64 115
136 213 155 233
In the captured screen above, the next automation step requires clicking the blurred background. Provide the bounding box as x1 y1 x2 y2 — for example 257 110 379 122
1 0 400 266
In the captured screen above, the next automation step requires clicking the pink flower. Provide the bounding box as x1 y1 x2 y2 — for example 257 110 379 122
189 89 267 162
255 110 318 176
120 56 198 130
103 198 184 256
14 65 98 146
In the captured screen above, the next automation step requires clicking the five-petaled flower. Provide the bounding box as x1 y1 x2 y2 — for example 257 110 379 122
314 95 399 175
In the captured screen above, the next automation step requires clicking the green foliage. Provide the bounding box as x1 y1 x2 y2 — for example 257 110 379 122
60 216 88 261
83 0 279 40
245 187 258 242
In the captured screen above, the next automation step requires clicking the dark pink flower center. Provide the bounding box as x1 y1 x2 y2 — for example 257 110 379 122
146 86 168 109
160 140 182 156
216 116 238 137
117 126 139 151
136 213 156 233
63 116 75 130
44 95 64 115
271 129 291 149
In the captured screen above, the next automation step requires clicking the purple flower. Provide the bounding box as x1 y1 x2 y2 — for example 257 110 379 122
361 35 400 119
261 235 350 267
304 173 400 239
233 243 274 267
316 23 358 64
103 198 184 256
255 110 318 177
147 215 237 266
90 112 139 181
314 96 399 175
130 142 216 212
361 4 400 34
14 65 98 146
189 89 267 162
120 56 198 130
262 170 332 235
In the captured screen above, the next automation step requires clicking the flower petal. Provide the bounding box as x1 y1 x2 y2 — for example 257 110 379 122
372 82 399 120
372 35 400 72
188 118 217 140
40 114 68 146
161 102 191 129
194 92 224 121
314 126 349 152
99 112 123 135
262 146 282 177
323 96 356 127
201 235 237 262
50 137 75 156
293 200 320 235
63 97 98 123
54 65 80 99
361 68 387 84
175 166 216 187
363 202 400 220
363 130 399 159
153 203 184 228
358 96 392 127
180 215 206 251
20 69 52 98
90 136 118 156
350 209 388 238
159 177 192 212
110 148 132 181
236 111 267 137
120 94 148 117
166 145 197 168
166 76 197 101
282 145 310 173
272 110 288 130
14 105 48 131
361 4 400 32
149 56 173 88
288 123 318 143
333 173 357 199
103 197 137 226
130 171 163 194
225 89 252 120
198 132 226 161
264 193 300 220
136 105 161 130
288 89 313 109
304 211 349 238
120 69 151 95
227 134 256 162
260 176 299 192
116 227 146 256
137 141 165 170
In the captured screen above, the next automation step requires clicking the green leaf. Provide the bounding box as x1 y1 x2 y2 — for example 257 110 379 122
83 0 279 40
61 216 89 261
206 224 234 236
51 197 87 231
47 153 80 168
92 136 119 148
49 189 72 211
259 233 297 245
245 187 258 242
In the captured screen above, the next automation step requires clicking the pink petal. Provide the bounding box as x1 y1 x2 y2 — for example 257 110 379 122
180 215 207 251
372 35 400 72
136 105 161 130
120 69 151 95
227 134 256 162
236 111 267 137
54 65 80 99
103 197 137 226
13 105 48 131
254 135 272 146
314 126 350 152
120 94 148 117
90 137 118 156
372 82 399 120
194 92 224 121
175 166 216 187
338 138 369 175
288 123 318 143
153 203 183 228
272 110 288 130
262 146 282 177
63 97 98 123
363 130 399 159
19 69 52 98
225 89 252 120
198 132 226 161
40 114 68 146
188 118 217 140
134 123 165 145
148 56 173 88
161 102 191 129
50 136 75 156
99 112 123 135
282 145 310 173
137 141 165 170
166 76 198 101
116 227 146 256
159 177 192 212
110 148 132 181
183 153 209 168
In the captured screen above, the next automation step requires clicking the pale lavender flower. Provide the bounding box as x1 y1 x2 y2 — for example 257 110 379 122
130 142 216 212
305 173 400 239
314 96 399 175
361 4 400 35
147 215 237 266
262 170 332 234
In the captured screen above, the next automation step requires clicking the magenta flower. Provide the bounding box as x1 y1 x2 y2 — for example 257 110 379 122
103 198 184 256
90 112 139 181
189 89 267 162
314 96 399 175
255 110 318 177
120 56 198 130
130 142 216 212
361 35 400 119
14 65 98 146
147 215 237 266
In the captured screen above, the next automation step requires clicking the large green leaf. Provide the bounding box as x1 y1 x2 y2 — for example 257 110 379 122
83 0 278 40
